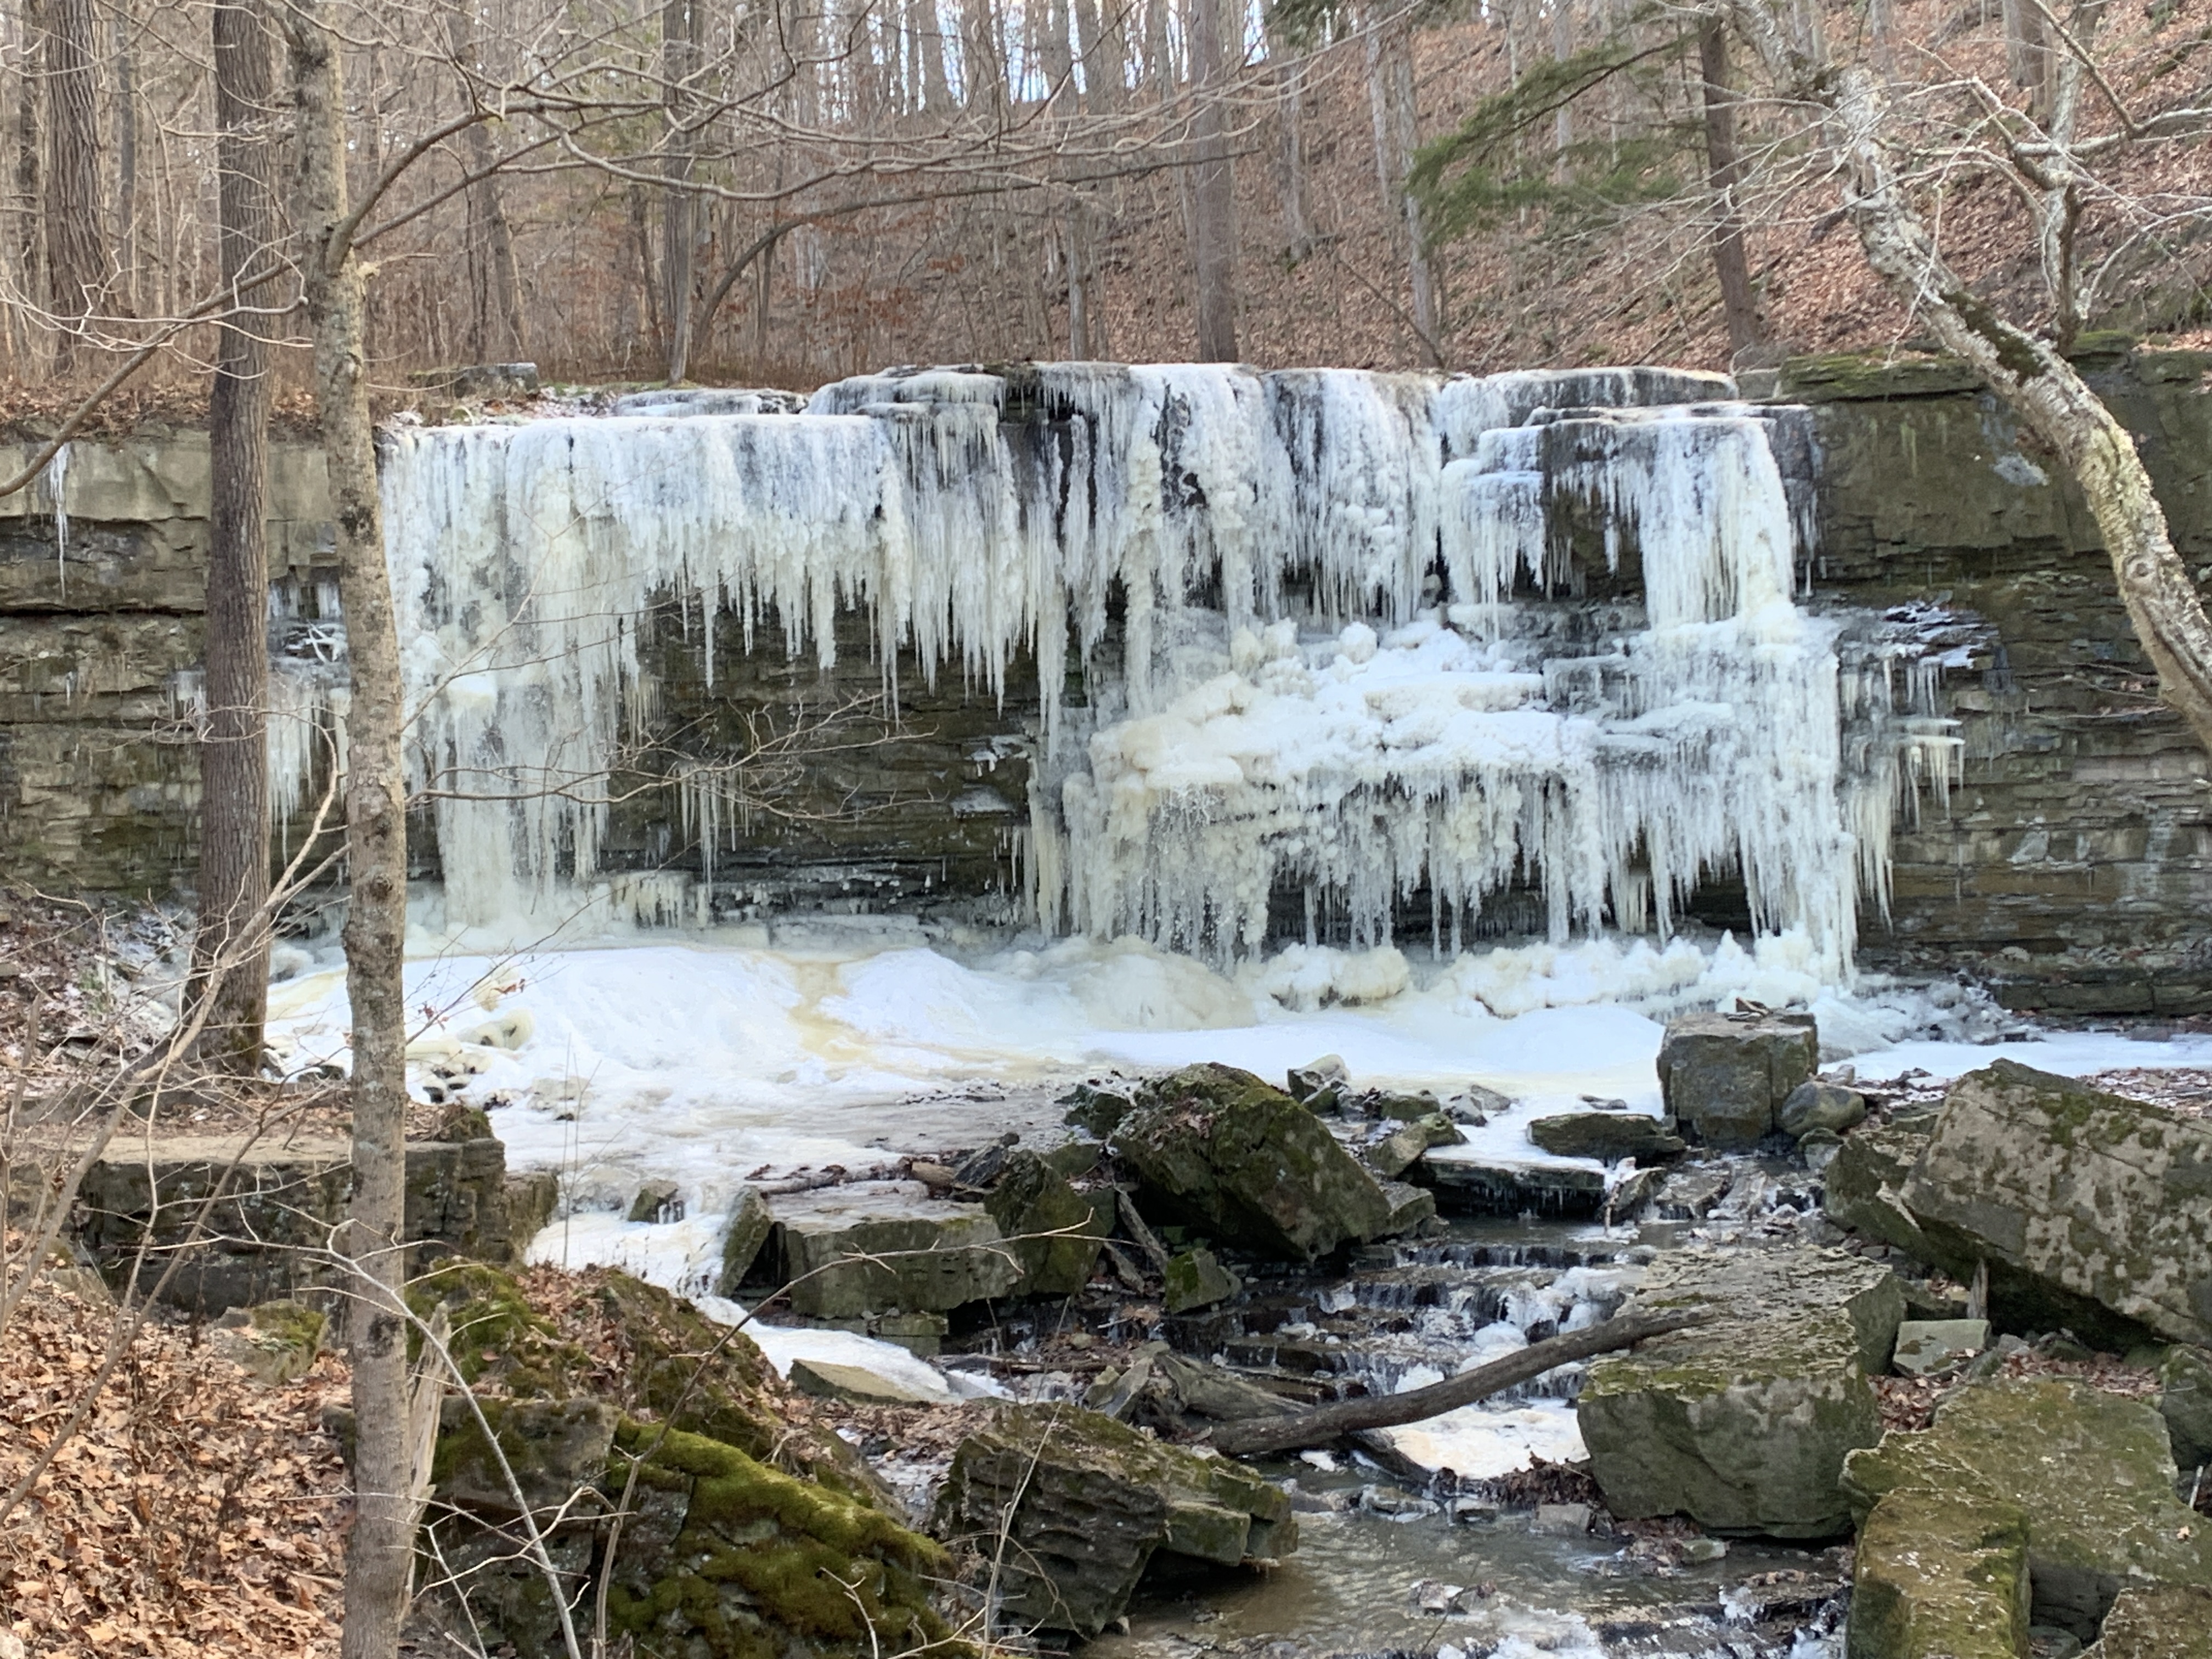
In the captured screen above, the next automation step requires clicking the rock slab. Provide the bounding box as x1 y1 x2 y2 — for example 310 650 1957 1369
1847 1486 2031 1659
1891 1319 1989 1377
1578 1244 1903 1537
765 1187 1021 1318
1656 1011 1818 1148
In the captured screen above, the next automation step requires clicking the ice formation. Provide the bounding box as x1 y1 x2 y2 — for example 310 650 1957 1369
314 362 1960 974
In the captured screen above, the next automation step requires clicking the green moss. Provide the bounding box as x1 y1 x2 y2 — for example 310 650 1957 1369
1849 1487 2030 1658
247 1299 326 1352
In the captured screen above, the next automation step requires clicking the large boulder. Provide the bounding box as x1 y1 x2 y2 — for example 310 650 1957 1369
933 1404 1295 1637
1111 1064 1391 1260
1656 1011 1818 1148
984 1150 1109 1296
1578 1244 1903 1537
1900 1062 2212 1346
1822 1120 1936 1257
2160 1345 2212 1472
397 1262 947 1659
1420 1147 1609 1218
1847 1487 2031 1659
2090 1585 2212 1658
1842 1378 2212 1639
762 1186 1022 1318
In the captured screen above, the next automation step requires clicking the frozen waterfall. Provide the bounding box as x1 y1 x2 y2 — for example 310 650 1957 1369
317 362 1957 979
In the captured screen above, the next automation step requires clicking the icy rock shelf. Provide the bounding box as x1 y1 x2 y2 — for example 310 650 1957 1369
274 361 1963 978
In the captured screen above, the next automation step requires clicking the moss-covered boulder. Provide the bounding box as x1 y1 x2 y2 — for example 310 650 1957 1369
1842 1379 2212 1638
984 1150 1109 1296
1656 1011 1818 1148
600 1422 956 1659
1822 1120 1936 1257
1111 1064 1391 1260
1847 1487 2031 1659
933 1404 1295 1637
1900 1062 2212 1346
763 1188 1022 1318
405 1261 958 1659
1578 1244 1903 1537
2089 1585 2212 1658
211 1299 326 1385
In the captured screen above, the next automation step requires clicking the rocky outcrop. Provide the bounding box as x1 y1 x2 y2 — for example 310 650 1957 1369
1847 1487 2031 1659
1842 1378 2212 1639
1578 1244 1903 1537
1900 1062 2212 1346
1656 1011 1819 1148
1111 1064 1391 1260
933 1405 1295 1637
72 1132 553 1312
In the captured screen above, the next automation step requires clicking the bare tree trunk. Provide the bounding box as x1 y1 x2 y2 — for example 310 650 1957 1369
1698 19 1762 358
13 5 42 368
915 0 952 111
190 0 276 1076
448 1 524 363
285 7 415 1656
112 0 135 309
662 0 703 383
1264 11 1312 263
41 0 103 370
1186 0 1238 360
1367 14 1438 359
1725 0 2212 755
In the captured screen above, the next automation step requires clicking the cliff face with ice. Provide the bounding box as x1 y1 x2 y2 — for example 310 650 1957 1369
4 349 2210 1010
359 364 1923 981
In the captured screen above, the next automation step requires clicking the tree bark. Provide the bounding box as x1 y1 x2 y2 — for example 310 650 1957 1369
1186 0 1238 360
1367 15 1439 360
40 0 103 370
285 7 414 1655
1209 1310 1716 1457
448 1 524 364
1723 0 2212 755
113 0 136 309
1697 19 1762 358
662 0 704 384
190 0 277 1076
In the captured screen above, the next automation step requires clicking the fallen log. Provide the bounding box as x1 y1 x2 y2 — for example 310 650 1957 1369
1205 1307 1717 1458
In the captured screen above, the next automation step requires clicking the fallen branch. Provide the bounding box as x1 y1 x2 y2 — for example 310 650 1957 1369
1205 1308 1718 1458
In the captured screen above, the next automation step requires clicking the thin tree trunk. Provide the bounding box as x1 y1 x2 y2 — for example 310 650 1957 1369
662 0 703 383
1724 0 2212 756
41 0 103 370
448 1 524 363
1265 10 1311 263
1698 19 1762 358
1367 14 1438 359
285 7 415 1656
113 0 135 309
1186 0 1238 360
13 6 42 369
1210 1310 1716 1457
191 0 276 1076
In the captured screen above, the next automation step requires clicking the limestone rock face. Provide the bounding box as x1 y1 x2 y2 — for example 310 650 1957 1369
1528 1113 1688 1162
764 1187 1022 1318
1847 1487 2031 1659
1578 1244 1903 1537
1656 1011 1819 1148
1112 1064 1391 1260
984 1149 1108 1296
933 1404 1295 1637
1842 1378 2212 1638
1901 1062 2212 1345
1420 1148 1609 1218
